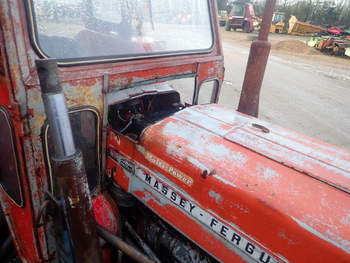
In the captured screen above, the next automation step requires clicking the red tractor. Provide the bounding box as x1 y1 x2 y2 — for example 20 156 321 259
225 2 256 33
0 0 349 263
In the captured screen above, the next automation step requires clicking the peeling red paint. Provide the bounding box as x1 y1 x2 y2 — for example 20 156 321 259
92 194 119 235
4 0 349 262
105 103 350 262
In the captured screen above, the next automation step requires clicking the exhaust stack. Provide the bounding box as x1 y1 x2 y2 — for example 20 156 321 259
237 0 276 117
36 58 103 263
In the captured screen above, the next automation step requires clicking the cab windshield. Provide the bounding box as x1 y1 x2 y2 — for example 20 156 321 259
231 4 245 16
272 13 285 24
30 0 213 61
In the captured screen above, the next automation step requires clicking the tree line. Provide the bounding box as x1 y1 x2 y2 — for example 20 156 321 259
217 0 350 28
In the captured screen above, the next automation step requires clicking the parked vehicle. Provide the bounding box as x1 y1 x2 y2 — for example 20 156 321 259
288 15 327 36
225 2 255 33
328 27 342 36
270 11 285 33
0 0 349 263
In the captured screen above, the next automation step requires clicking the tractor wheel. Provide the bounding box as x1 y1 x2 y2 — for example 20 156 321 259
244 22 250 33
225 21 231 31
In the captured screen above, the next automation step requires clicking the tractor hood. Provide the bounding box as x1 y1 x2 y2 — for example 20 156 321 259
138 104 350 261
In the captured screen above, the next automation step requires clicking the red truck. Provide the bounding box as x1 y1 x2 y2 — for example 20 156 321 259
225 2 256 33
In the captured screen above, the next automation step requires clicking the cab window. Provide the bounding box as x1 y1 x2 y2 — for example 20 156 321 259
44 108 100 194
29 0 213 62
0 107 23 206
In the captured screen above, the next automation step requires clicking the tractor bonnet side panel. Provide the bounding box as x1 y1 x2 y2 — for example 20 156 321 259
107 104 350 263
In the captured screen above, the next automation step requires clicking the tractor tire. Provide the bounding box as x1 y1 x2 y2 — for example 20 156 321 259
244 22 250 33
225 21 231 31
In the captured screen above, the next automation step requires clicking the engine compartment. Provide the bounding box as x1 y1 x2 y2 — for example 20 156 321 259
104 84 221 263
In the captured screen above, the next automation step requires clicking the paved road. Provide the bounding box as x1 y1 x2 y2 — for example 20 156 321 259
218 32 350 150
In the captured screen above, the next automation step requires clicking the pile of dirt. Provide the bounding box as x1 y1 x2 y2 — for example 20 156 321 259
271 39 319 55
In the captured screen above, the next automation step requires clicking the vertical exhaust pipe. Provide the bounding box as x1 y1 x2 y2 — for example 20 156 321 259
237 0 276 117
36 58 103 263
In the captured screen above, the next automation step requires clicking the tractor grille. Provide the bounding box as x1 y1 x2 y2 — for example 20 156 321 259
230 17 244 26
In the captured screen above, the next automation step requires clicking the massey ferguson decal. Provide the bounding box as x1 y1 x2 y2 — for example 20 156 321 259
134 166 284 263
145 151 194 186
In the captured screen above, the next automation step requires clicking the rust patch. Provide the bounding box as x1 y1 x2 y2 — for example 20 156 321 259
63 78 103 112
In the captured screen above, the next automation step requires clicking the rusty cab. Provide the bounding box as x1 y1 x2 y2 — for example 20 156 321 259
1 0 350 263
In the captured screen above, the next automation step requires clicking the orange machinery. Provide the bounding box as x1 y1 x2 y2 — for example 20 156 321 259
0 0 349 262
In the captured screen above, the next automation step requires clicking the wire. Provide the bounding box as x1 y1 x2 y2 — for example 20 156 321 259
117 110 128 122
120 116 134 133
147 98 154 112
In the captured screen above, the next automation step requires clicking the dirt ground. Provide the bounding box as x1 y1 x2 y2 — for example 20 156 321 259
221 28 350 70
218 28 350 150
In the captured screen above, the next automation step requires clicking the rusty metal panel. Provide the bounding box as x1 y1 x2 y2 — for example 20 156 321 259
1 0 224 261
106 103 350 262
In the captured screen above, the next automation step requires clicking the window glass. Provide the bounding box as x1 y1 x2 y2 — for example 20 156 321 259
31 0 213 60
168 77 195 105
45 109 100 194
0 107 23 206
231 4 245 16
272 13 284 24
197 80 218 104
